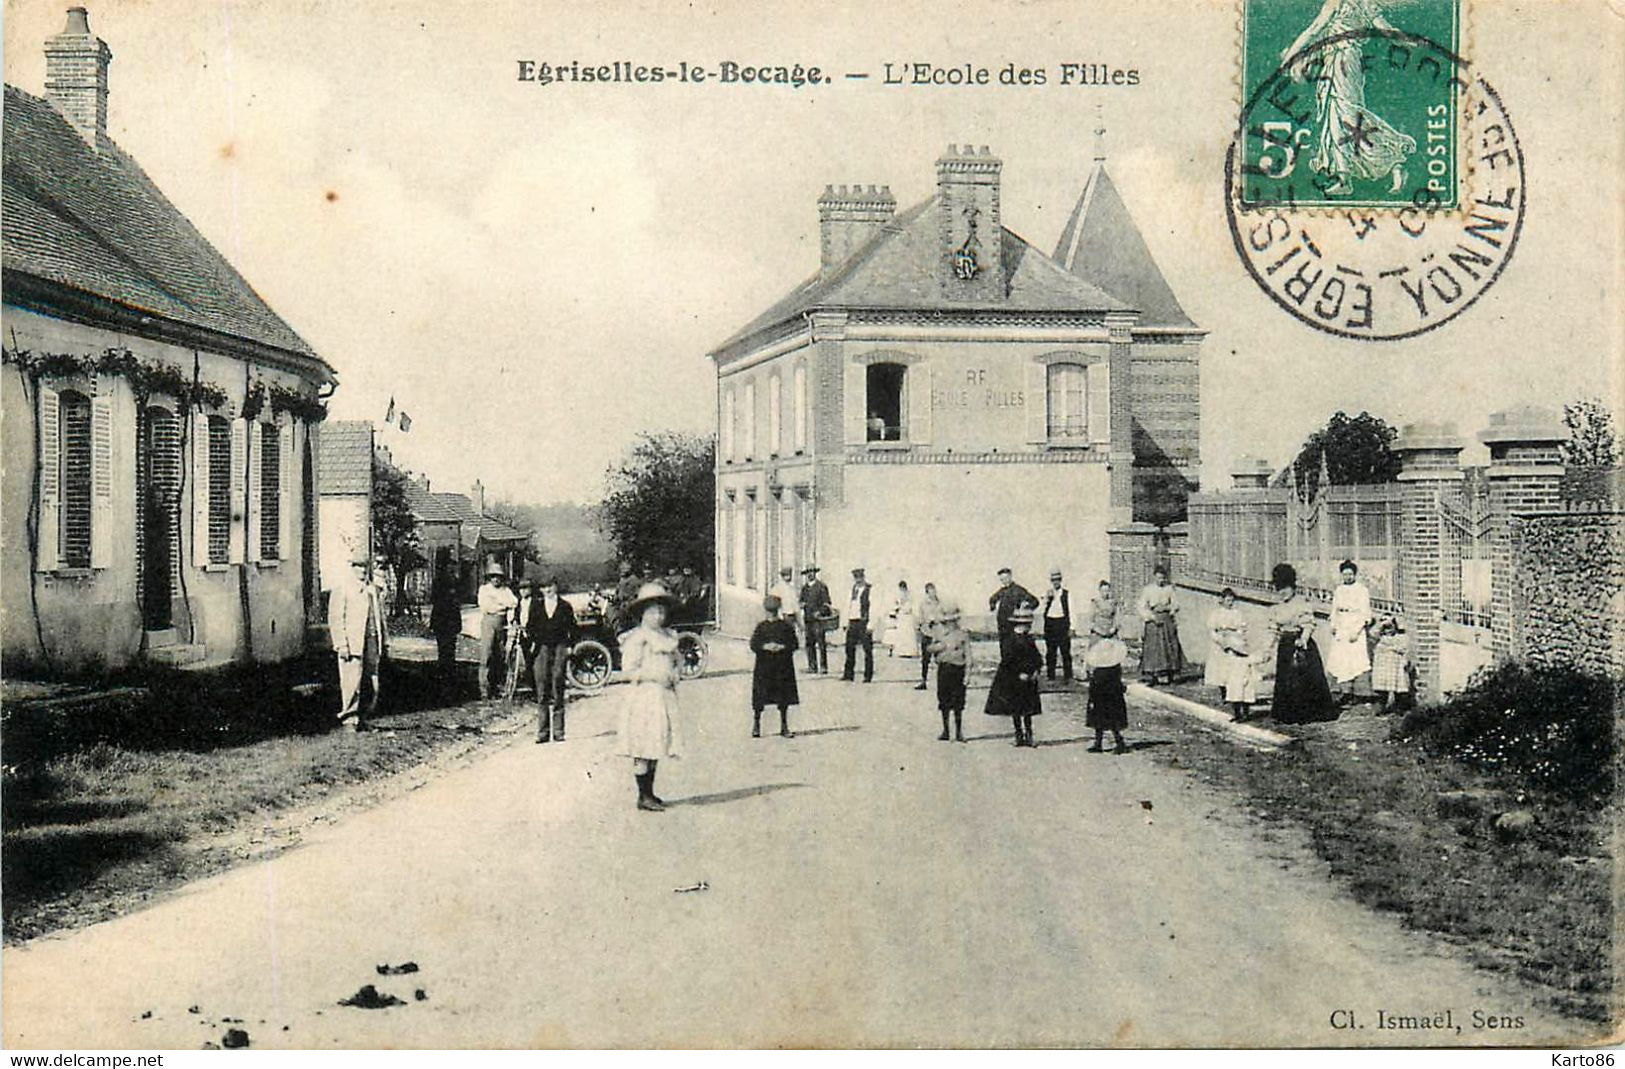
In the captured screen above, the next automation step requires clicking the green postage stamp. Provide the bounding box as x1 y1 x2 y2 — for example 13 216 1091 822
1239 0 1463 210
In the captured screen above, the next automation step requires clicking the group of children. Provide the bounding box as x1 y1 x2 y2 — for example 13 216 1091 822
748 592 1132 755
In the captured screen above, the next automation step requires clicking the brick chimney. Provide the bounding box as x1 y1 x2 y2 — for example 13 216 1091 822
936 144 1004 302
817 184 895 278
45 7 112 147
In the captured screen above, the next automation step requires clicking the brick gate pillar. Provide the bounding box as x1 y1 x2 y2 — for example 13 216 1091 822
1394 421 1465 701
1478 406 1567 663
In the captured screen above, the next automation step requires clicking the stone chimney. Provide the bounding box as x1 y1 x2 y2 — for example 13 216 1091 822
1230 455 1274 489
817 184 895 278
936 144 1004 302
471 479 486 515
45 7 112 147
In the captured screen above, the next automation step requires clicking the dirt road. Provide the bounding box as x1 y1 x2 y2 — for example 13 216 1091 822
1 640 1586 1048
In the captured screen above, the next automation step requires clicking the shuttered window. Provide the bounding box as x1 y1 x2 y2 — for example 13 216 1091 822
208 416 232 563
260 423 281 560
59 390 93 569
1046 363 1088 440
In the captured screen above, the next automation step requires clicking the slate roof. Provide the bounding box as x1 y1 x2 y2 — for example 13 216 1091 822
2 84 332 377
712 195 1133 357
432 492 529 544
1053 163 1196 331
405 482 463 525
316 421 373 496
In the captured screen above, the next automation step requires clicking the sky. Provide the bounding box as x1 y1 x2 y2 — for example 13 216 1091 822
4 0 1620 504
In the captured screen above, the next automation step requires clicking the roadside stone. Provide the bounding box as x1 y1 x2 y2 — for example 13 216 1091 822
339 984 406 1009
221 1028 250 1048
1492 809 1538 843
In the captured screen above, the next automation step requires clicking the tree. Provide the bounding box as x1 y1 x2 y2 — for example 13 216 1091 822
597 431 715 577
1276 410 1402 496
372 455 425 606
1562 398 1618 469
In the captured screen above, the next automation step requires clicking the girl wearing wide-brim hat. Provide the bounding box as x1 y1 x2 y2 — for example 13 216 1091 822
616 582 685 811
984 606 1043 747
1084 636 1131 754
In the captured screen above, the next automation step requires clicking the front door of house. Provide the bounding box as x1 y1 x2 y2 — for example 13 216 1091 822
141 405 182 631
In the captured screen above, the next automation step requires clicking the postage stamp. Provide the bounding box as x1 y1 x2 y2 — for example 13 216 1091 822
1239 0 1462 211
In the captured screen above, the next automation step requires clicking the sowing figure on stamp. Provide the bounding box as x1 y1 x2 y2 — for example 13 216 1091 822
1283 0 1417 196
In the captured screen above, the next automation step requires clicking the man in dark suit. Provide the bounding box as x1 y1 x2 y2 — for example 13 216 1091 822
988 567 1039 654
841 567 874 683
799 565 833 674
525 574 579 743
1041 569 1074 681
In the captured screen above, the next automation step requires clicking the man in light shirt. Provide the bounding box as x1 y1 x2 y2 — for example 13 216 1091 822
1041 569 1074 682
770 565 799 635
330 552 382 732
476 561 518 699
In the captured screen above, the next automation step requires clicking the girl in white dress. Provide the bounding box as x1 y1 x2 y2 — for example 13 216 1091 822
616 582 684 812
887 580 919 658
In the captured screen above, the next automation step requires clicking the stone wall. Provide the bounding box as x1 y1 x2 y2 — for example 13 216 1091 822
1510 512 1625 677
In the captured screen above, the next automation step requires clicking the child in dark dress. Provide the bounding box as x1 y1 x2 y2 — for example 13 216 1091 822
1085 636 1130 754
749 595 800 738
985 607 1042 747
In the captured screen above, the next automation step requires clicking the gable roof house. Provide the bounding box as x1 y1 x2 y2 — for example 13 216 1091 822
316 421 375 593
404 476 531 602
2 8 336 672
706 140 1204 632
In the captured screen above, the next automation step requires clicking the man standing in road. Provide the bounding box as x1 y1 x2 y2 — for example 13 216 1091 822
799 565 832 674
1041 569 1074 682
525 573 578 743
841 567 875 683
989 567 1039 653
330 552 382 732
915 581 945 691
476 561 518 700
770 565 799 630
612 560 643 632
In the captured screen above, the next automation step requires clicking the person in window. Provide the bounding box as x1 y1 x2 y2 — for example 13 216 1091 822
330 552 380 732
749 594 800 739
1136 566 1184 685
617 582 685 811
840 567 874 683
1326 559 1374 704
985 606 1042 747
475 561 517 700
799 565 833 674
526 573 578 743
1267 563 1339 723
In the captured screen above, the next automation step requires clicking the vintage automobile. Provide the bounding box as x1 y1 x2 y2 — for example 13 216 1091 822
564 586 711 693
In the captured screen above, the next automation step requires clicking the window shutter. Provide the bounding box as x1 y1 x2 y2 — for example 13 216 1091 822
37 384 60 571
1025 361 1049 443
907 363 932 445
90 393 114 570
1088 361 1111 445
229 418 248 563
192 412 211 567
246 422 262 564
843 360 866 445
279 420 295 560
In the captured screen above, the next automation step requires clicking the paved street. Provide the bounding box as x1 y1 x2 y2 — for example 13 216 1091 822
2 639 1584 1049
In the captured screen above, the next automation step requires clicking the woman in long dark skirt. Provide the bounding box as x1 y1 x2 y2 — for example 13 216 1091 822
1266 563 1338 724
1084 636 1130 754
985 607 1042 747
749 594 800 738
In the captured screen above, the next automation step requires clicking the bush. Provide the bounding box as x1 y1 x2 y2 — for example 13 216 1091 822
1394 662 1619 806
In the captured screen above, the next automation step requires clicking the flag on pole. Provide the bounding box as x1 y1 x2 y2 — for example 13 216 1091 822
398 412 412 433
384 397 396 424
